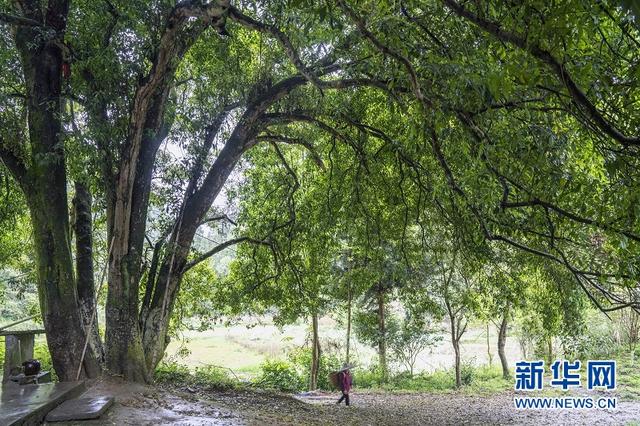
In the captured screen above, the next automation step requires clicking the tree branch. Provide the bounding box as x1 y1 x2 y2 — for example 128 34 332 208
257 134 325 170
0 140 29 190
183 237 271 272
260 112 369 171
0 12 43 27
199 214 237 227
338 0 430 106
442 0 640 147
228 6 325 94
501 198 640 243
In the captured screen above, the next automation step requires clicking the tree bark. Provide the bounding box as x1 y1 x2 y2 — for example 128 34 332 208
310 313 320 390
73 182 104 365
346 282 352 364
497 307 510 380
453 339 461 388
445 298 462 388
376 285 388 381
136 72 310 375
3 2 100 381
104 2 232 382
486 323 493 367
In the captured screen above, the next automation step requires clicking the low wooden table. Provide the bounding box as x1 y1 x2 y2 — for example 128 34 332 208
0 329 46 384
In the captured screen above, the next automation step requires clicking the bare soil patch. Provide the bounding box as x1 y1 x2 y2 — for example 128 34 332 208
46 379 640 425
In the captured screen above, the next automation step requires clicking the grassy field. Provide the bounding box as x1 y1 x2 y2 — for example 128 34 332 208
164 316 522 378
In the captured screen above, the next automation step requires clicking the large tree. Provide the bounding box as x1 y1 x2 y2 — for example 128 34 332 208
2 0 639 383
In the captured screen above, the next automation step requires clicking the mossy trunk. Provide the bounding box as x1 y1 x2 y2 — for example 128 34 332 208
105 250 151 382
9 5 100 381
29 196 101 380
73 182 104 365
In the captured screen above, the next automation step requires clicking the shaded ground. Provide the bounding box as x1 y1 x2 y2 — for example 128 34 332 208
46 379 640 425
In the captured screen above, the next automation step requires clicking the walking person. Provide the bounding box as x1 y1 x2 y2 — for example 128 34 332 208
336 364 353 406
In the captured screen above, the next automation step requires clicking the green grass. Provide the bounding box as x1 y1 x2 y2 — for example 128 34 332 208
465 366 512 395
354 365 511 395
613 350 640 400
165 333 266 377
155 361 242 390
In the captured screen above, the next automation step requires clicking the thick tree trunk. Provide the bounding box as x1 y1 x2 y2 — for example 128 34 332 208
135 73 320 375
107 26 312 379
73 182 104 365
102 4 219 381
105 145 156 382
139 126 251 376
29 198 100 380
6 5 100 381
105 81 173 382
310 313 320 390
376 286 388 381
497 307 510 380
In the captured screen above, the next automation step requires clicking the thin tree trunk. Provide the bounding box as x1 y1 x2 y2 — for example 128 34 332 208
486 323 493 367
73 182 104 365
446 298 461 388
498 307 510 380
310 313 320 390
346 283 352 364
453 339 461 388
377 286 388 381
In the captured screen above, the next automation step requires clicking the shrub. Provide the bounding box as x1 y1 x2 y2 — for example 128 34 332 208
256 359 303 392
351 364 386 388
288 346 342 390
193 365 238 390
381 370 455 391
460 359 475 386
154 361 192 384
354 364 511 393
155 361 241 390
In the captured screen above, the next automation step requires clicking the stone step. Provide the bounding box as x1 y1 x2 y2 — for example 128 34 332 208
0 381 86 426
45 396 114 422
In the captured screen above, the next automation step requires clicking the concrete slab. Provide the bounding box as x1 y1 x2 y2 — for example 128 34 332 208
45 396 114 422
0 381 85 426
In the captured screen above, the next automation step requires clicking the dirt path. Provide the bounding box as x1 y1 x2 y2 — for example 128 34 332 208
47 380 640 425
